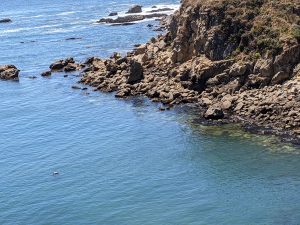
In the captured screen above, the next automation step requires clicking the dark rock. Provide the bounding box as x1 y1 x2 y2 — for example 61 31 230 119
0 18 12 23
50 60 66 71
64 65 77 72
108 12 118 16
98 15 145 24
71 85 81 89
127 60 144 84
65 37 82 40
84 57 95 65
126 5 142 14
204 106 224 120
0 65 19 81
41 71 51 77
50 57 81 72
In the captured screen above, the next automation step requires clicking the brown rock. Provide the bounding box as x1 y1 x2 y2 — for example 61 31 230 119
0 65 19 81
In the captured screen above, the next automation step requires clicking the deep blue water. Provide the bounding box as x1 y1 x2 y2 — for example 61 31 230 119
1 1 300 225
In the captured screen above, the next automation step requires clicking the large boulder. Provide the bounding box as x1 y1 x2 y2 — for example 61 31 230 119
126 5 142 14
127 60 143 84
253 58 273 77
0 65 19 80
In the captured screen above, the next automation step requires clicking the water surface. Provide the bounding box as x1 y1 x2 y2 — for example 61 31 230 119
1 0 300 224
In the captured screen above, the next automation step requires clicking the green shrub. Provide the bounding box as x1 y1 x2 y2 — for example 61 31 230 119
291 25 300 40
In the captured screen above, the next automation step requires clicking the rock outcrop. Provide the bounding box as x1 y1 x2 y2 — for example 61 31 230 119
81 0 300 141
98 14 168 25
0 65 19 81
49 57 84 72
126 5 142 14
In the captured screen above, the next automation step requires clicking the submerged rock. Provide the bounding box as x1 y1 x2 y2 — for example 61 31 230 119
0 18 12 23
0 65 19 81
41 71 51 77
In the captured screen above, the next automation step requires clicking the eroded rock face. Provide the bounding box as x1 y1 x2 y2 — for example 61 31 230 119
0 65 19 81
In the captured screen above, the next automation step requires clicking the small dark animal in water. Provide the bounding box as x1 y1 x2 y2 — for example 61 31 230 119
53 171 59 176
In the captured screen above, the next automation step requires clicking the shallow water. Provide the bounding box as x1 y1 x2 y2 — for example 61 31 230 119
1 0 300 225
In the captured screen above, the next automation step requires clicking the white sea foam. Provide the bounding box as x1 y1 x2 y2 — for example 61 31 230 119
56 11 77 16
0 24 61 35
117 3 180 17
100 3 180 24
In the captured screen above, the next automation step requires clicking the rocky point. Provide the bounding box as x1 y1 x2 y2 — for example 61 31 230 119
68 0 300 141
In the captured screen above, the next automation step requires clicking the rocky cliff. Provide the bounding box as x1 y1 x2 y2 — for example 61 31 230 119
81 0 300 141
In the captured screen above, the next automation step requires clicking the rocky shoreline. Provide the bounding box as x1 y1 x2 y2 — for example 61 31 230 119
79 0 300 143
1 1 300 144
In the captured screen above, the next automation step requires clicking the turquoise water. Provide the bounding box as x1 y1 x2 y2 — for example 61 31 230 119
1 1 300 224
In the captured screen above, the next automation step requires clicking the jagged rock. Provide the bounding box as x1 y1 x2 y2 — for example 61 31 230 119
98 13 167 24
254 59 273 77
127 60 143 84
0 65 19 80
126 5 142 14
50 60 66 71
49 58 82 72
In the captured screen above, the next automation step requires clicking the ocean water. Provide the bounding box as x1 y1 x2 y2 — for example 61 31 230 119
1 1 300 225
